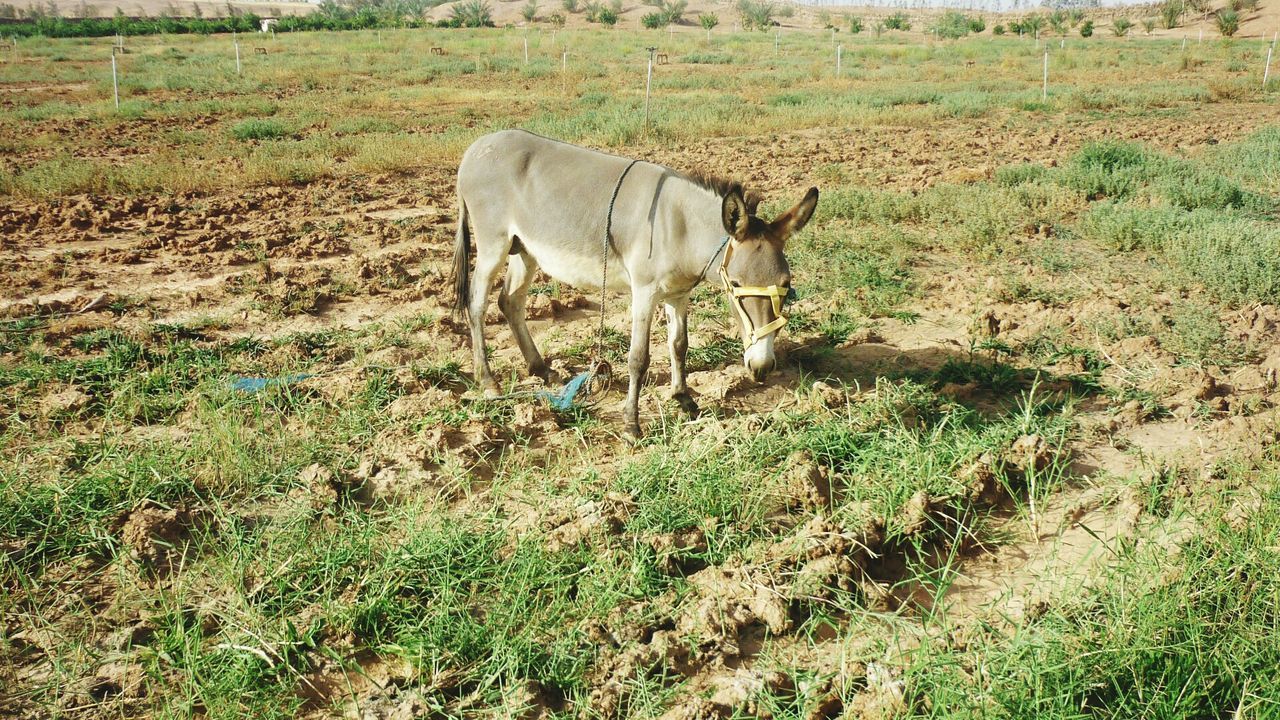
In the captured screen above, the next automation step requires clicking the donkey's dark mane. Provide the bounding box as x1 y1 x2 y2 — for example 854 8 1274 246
681 168 762 213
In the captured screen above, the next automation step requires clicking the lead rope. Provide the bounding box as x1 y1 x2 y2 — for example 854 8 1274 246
591 159 641 396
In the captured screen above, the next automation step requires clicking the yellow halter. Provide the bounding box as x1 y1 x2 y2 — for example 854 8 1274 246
717 239 789 347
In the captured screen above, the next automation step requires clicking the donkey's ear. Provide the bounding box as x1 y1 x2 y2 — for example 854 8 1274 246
721 190 750 239
770 187 819 242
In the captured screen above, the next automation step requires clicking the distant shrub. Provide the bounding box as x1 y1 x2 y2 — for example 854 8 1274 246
561 0 577 12
993 23 1005 35
883 11 910 30
450 0 493 27
660 0 686 24
1112 16 1133 36
968 16 984 33
1215 8 1239 36
597 6 617 25
1080 19 1094 37
699 12 718 32
848 14 862 33
933 11 981 39
641 10 665 27
1141 17 1156 33
520 0 537 22
737 0 774 31
548 10 565 26
1160 0 1182 28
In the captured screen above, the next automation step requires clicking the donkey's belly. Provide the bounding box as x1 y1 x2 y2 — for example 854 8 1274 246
521 237 633 294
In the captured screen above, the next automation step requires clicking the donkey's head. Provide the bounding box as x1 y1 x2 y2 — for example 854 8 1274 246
719 186 819 382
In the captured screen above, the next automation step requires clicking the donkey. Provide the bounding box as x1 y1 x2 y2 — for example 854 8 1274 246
452 129 818 439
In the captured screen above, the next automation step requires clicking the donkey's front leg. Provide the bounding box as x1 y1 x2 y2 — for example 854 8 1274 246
623 290 659 441
665 299 699 419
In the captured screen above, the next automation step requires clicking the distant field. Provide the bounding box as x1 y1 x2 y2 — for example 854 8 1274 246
2 21 1280 719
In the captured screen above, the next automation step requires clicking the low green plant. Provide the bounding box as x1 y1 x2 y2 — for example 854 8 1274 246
1215 9 1239 36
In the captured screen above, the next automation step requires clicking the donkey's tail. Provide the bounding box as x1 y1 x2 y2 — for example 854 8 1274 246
452 196 471 322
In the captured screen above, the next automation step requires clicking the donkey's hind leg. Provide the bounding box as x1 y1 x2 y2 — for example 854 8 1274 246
498 245 549 381
468 230 512 397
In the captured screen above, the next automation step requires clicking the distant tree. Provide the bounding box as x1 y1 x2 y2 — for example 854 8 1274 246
736 0 774 31
968 16 984 33
561 0 577 13
699 11 718 35
582 0 599 21
848 14 862 33
1067 8 1083 26
642 10 664 27
1111 16 1132 36
884 11 910 30
1159 0 1182 28
1141 17 1156 33
598 6 617 25
1215 8 1239 35
873 19 885 36
521 0 538 22
451 0 492 27
993 23 1005 34
933 10 975 39
661 0 686 24
549 10 565 27
1079 18 1093 36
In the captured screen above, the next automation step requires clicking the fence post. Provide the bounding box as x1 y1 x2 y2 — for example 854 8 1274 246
524 36 528 64
1042 48 1048 101
836 44 842 76
234 37 241 75
112 53 120 110
1264 44 1273 89
644 46 656 136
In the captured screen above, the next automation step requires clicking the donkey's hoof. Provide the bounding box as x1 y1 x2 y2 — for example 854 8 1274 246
673 393 700 419
482 383 502 399
622 424 643 443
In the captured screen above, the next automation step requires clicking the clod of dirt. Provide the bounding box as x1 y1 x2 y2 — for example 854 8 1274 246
842 662 906 720
1160 367 1221 416
689 364 756 402
352 459 443 507
291 463 340 511
385 387 455 419
38 385 90 417
778 451 833 511
545 493 635 552
939 381 979 402
120 503 202 575
659 668 794 720
811 381 846 408
1005 434 1052 474
511 399 560 437
959 452 1000 502
526 292 589 320
896 490 934 537
86 659 146 702
1107 335 1176 368
648 526 709 575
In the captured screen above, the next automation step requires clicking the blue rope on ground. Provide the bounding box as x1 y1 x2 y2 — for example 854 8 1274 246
538 370 594 411
230 374 314 393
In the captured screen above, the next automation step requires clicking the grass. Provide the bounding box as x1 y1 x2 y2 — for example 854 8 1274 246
909 468 1280 718
4 23 1280 720
0 29 1270 199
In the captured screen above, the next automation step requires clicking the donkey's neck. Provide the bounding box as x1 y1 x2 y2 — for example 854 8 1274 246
666 179 733 287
